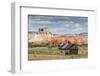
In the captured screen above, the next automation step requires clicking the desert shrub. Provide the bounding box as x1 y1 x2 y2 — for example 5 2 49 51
28 47 61 55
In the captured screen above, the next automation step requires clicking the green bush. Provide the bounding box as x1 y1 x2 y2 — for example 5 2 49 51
28 45 88 55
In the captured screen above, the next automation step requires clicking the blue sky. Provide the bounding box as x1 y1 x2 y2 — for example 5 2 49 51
28 15 88 34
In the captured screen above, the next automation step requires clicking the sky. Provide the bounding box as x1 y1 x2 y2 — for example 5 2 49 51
28 15 88 35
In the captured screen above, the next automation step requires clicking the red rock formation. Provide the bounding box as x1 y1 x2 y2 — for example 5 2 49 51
49 36 87 46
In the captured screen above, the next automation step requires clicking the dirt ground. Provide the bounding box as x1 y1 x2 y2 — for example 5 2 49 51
28 53 88 61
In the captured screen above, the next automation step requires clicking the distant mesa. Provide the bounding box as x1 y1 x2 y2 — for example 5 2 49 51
79 32 88 37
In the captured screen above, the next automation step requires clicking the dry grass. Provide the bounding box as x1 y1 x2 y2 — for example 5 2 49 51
28 53 88 61
28 46 88 61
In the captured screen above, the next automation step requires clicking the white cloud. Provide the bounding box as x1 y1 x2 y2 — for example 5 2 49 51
29 20 52 25
75 23 80 28
64 21 87 33
65 21 81 29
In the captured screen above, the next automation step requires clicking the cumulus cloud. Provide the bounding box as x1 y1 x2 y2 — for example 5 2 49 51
64 21 88 33
29 19 52 25
28 15 88 34
65 21 81 29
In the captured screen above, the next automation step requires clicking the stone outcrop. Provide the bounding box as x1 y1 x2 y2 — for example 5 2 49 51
28 27 87 46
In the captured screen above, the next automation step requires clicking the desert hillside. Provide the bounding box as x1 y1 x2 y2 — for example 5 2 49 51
28 27 87 46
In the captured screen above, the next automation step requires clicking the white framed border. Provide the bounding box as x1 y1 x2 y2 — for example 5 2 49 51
11 2 97 74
